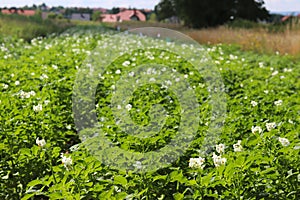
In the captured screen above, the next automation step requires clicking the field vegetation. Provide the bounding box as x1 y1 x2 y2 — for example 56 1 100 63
0 25 299 199
0 4 299 198
105 19 300 58
0 13 72 41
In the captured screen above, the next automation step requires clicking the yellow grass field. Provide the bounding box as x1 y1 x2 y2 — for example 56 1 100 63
185 27 300 57
107 21 300 58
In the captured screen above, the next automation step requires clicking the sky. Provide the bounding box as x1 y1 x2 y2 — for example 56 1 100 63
0 0 299 12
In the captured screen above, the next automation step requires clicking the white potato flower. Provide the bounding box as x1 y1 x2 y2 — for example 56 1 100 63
251 126 262 134
212 153 226 167
3 84 9 89
233 140 243 152
272 71 278 76
128 71 135 77
149 77 156 82
189 157 205 169
283 68 292 72
52 65 58 70
216 143 225 154
29 91 36 96
122 60 130 67
133 161 142 169
61 154 72 169
251 101 258 107
278 137 290 147
36 137 46 147
40 74 48 79
33 104 43 112
125 104 132 111
69 144 80 152
274 100 283 106
266 122 276 131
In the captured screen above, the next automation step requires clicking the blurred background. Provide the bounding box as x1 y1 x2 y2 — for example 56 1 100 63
0 0 299 56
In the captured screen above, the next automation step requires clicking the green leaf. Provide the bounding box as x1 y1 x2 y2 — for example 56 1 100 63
187 179 197 186
27 179 43 187
52 147 61 158
115 192 128 199
173 193 184 200
114 175 127 186
0 143 7 151
169 170 187 183
47 192 64 199
201 172 214 187
137 188 148 197
99 186 114 199
31 145 39 156
21 193 36 200
84 182 93 187
152 175 167 182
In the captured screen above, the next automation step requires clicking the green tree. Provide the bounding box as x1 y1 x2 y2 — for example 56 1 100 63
47 12 57 19
177 0 234 27
234 0 269 21
149 13 158 22
92 11 102 21
155 0 269 28
155 0 176 21
111 7 120 14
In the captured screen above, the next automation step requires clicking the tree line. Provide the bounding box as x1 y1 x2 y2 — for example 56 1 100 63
155 0 270 28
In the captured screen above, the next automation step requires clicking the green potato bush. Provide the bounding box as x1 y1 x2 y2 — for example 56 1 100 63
0 27 299 199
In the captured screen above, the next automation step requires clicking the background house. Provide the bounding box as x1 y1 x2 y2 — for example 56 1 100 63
71 13 91 21
1 9 36 16
101 9 146 22
101 14 118 22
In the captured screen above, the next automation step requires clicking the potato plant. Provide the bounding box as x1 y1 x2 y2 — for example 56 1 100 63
0 27 299 199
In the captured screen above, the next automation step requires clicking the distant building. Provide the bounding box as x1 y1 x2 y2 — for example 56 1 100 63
281 15 291 22
101 14 118 22
101 9 146 22
93 7 108 14
1 9 36 16
41 12 48 19
281 14 300 22
142 9 152 13
71 13 91 21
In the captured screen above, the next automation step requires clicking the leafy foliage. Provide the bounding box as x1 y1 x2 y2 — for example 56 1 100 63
155 0 270 28
0 27 299 199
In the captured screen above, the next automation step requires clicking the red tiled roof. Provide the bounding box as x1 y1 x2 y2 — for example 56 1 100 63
142 9 152 13
93 8 108 13
117 10 146 21
101 14 118 22
101 9 146 22
1 9 36 16
281 15 291 22
281 14 300 22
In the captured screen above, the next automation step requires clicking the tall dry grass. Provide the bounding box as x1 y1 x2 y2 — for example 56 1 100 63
107 20 300 57
185 27 300 56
